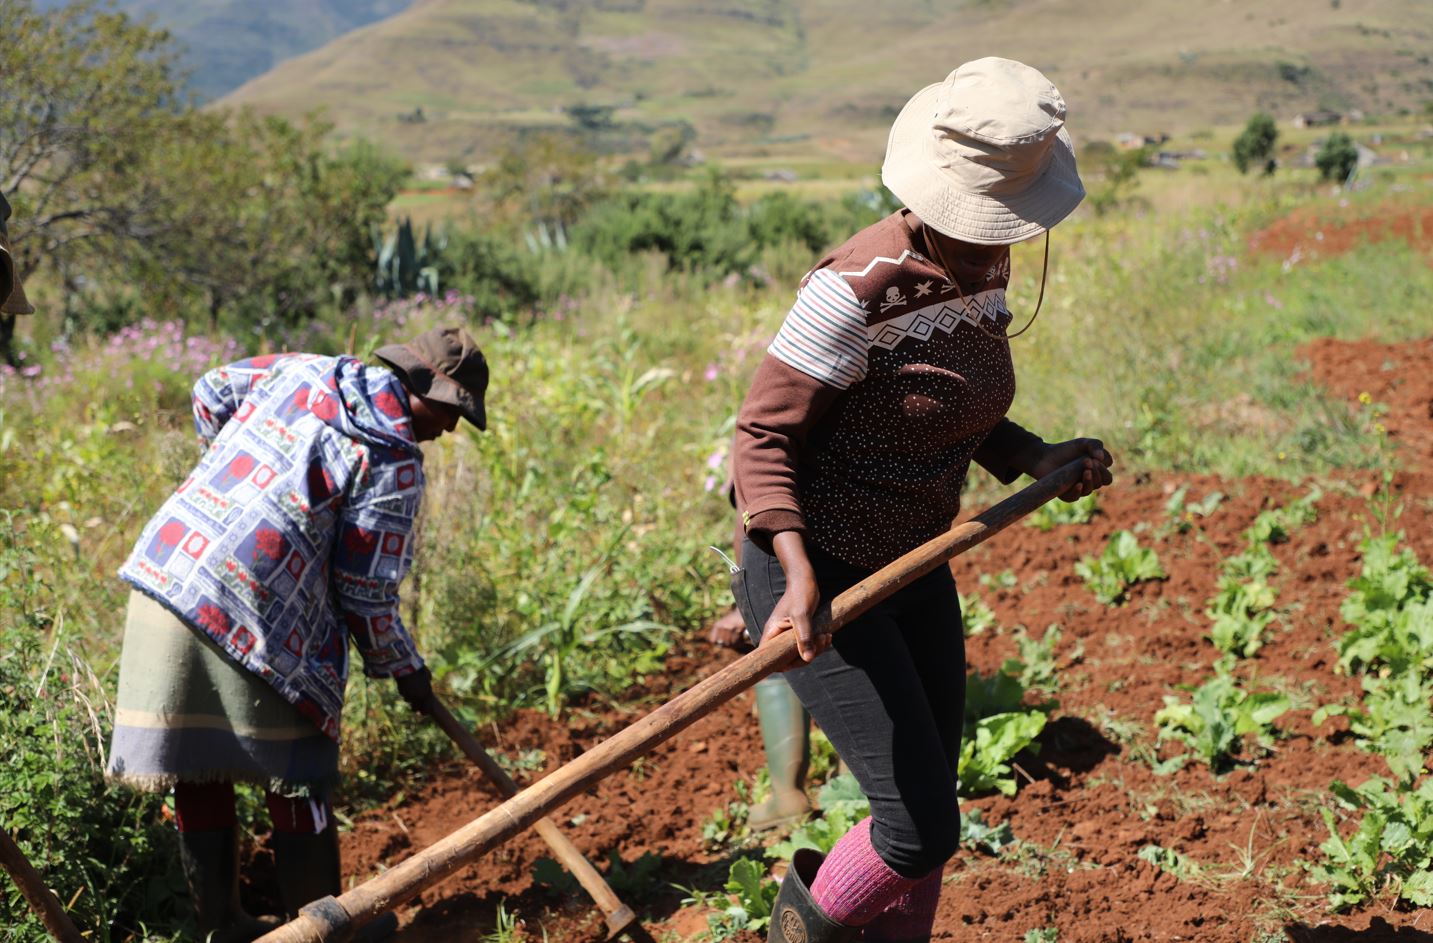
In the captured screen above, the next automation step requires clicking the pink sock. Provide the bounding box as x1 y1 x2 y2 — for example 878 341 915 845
810 818 920 926
859 868 943 941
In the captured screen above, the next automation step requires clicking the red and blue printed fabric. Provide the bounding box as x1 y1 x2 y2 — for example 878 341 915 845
121 353 427 741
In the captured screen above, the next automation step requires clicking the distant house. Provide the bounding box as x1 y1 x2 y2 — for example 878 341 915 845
1292 110 1341 128
1116 131 1170 150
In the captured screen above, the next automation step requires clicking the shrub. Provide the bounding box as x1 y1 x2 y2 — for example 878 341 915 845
1233 113 1279 175
1316 132 1359 182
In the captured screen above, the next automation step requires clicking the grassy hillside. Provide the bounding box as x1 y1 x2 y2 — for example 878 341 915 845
34 0 413 100
221 0 1433 163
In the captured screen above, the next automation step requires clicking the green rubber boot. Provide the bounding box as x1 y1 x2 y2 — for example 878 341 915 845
748 676 812 831
177 827 281 943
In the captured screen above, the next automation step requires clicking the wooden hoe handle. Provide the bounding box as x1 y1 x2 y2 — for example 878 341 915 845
0 828 87 943
426 698 638 938
257 459 1088 943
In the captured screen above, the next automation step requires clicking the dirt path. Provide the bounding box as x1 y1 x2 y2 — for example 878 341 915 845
302 337 1432 942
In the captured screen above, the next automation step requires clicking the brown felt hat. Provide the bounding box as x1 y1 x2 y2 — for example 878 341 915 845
375 326 488 430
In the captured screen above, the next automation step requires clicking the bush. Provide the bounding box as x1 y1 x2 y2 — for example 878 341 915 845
1233 113 1279 175
1316 132 1359 182
0 516 184 941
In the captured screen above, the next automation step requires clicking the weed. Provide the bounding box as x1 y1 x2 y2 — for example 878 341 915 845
679 856 779 941
483 900 526 943
702 783 753 850
1075 531 1167 605
1024 929 1059 943
1139 843 1207 882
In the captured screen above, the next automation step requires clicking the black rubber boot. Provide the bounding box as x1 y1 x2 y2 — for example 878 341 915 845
768 849 859 943
177 827 281 943
271 824 397 942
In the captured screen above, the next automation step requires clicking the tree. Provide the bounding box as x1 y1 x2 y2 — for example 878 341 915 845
1315 132 1359 183
0 0 406 350
1233 112 1279 175
0 0 184 356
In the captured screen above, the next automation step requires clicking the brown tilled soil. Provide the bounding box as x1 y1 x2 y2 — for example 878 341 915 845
262 336 1432 942
1248 202 1433 266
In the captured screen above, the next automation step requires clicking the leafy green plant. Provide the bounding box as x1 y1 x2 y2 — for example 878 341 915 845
999 624 1072 694
1138 843 1206 881
702 783 753 850
1206 545 1279 659
959 591 998 636
1315 671 1433 784
1307 777 1433 910
1336 533 1433 675
1075 531 1166 605
680 857 780 941
1245 490 1320 545
1027 492 1099 531
960 808 1016 855
1163 485 1225 534
959 666 1051 796
766 775 870 860
959 711 1047 796
1025 928 1059 943
1154 673 1290 772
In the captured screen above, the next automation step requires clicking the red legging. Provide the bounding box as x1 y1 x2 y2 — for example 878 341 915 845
174 782 330 835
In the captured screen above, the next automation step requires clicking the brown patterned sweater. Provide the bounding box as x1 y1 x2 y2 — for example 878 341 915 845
732 209 1043 570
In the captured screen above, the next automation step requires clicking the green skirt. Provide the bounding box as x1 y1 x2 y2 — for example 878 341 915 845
106 590 339 798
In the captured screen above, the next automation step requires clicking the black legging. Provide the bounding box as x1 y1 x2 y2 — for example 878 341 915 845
732 536 965 878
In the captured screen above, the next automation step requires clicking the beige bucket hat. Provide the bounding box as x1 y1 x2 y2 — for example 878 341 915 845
882 57 1085 246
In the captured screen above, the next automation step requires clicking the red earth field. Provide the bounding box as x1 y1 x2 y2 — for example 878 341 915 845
237 330 1432 943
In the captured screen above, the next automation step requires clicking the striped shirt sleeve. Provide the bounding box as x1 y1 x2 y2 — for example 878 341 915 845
768 268 869 389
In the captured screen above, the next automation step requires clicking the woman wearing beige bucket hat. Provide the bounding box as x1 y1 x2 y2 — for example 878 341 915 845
730 58 1114 943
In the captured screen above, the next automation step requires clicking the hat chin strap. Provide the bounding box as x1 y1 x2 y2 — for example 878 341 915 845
928 229 1049 341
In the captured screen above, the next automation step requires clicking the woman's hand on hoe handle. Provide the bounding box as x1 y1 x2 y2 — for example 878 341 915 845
1020 438 1115 501
763 530 828 663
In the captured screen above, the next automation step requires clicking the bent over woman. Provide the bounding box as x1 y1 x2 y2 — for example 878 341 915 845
731 59 1114 943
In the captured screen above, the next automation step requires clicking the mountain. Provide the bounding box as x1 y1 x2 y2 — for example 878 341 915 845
35 0 414 101
220 0 1433 163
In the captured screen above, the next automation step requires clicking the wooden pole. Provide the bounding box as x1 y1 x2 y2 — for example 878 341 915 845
427 697 639 938
257 460 1087 943
0 828 87 943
